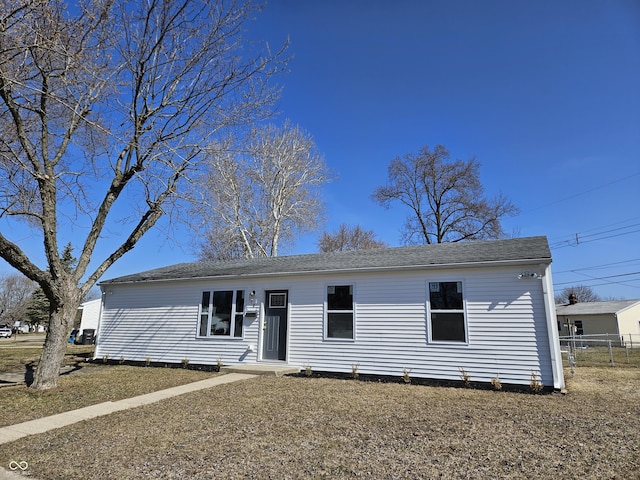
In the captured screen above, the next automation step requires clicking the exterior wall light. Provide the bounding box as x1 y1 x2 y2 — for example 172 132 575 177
518 271 541 279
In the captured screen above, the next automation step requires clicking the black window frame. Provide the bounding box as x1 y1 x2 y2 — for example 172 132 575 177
428 281 467 343
325 284 355 340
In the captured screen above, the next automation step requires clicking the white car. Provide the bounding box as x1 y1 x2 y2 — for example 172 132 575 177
0 325 12 338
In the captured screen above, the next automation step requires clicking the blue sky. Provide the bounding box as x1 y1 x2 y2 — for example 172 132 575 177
239 0 640 300
2 0 639 300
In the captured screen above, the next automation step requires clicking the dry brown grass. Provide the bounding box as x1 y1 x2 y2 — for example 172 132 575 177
0 365 216 427
1 342 217 427
1 366 638 479
563 345 640 368
0 346 43 372
0 343 95 372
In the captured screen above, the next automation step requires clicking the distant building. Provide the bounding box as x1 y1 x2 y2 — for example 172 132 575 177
556 298 640 343
77 298 102 343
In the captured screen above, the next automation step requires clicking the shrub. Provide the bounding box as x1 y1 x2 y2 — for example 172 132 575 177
459 367 471 387
530 371 543 393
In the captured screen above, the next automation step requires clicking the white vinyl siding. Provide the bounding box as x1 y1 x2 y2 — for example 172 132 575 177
96 263 555 387
96 282 257 366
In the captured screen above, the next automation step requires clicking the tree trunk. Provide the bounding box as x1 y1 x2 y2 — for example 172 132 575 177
31 295 80 390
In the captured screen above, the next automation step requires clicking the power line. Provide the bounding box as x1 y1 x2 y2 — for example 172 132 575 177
517 172 640 217
554 271 640 286
548 217 640 249
548 217 640 241
552 229 640 249
576 216 640 235
575 223 640 241
553 257 640 293
553 271 640 288
553 258 640 274
549 222 640 250
554 280 640 290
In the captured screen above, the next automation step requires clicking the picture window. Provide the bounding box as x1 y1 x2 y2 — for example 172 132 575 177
198 290 245 338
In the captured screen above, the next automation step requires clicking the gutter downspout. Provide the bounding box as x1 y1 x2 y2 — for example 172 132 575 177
541 263 565 390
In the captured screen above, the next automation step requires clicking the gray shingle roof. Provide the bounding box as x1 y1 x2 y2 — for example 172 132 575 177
100 236 551 285
556 300 640 316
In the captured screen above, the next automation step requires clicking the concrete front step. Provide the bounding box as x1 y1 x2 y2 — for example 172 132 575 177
219 364 300 376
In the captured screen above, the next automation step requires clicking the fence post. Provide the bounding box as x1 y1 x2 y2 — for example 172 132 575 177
626 345 630 364
630 334 633 350
608 340 614 367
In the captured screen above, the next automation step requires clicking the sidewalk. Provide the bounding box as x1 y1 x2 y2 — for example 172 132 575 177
0 372 255 445
0 372 256 479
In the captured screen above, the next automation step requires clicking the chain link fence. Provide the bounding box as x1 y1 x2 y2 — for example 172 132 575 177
560 334 640 371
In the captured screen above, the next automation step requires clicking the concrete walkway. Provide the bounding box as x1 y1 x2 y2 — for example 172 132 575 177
0 373 255 445
0 372 256 479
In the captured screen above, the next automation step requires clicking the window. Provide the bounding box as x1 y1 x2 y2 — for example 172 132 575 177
429 281 466 342
198 290 245 338
234 290 245 338
574 320 584 336
326 285 354 339
269 292 287 308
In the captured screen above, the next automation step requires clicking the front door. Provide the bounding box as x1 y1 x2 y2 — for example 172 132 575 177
262 290 288 361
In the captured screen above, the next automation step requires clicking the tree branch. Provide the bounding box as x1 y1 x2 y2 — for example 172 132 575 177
0 232 48 285
81 161 187 296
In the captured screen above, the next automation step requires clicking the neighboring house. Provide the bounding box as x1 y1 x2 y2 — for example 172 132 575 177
77 298 102 342
556 299 640 344
13 321 29 334
95 236 565 390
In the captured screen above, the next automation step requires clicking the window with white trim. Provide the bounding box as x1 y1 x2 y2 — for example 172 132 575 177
198 290 245 338
429 281 466 342
326 285 354 339
269 292 287 308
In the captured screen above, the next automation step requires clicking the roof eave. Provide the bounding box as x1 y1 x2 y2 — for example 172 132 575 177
617 301 640 314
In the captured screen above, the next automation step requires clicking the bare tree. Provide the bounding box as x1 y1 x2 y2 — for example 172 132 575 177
0 0 284 388
555 285 602 305
0 273 35 325
372 145 518 244
195 121 328 260
318 224 387 252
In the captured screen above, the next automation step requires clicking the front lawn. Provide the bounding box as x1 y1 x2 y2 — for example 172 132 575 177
1 365 638 479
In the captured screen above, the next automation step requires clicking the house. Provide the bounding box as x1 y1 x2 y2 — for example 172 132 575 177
76 298 102 343
95 236 565 390
556 298 640 345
